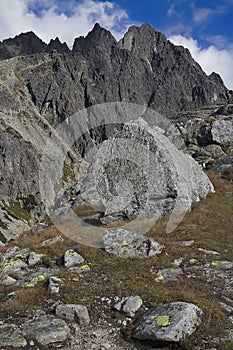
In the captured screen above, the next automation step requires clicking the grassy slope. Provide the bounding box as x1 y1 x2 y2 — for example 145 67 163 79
0 171 232 349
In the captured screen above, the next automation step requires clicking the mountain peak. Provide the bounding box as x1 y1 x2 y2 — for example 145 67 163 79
3 31 46 55
46 37 70 53
73 23 117 54
118 23 166 55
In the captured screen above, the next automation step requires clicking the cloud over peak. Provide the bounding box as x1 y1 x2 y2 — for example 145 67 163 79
0 0 131 46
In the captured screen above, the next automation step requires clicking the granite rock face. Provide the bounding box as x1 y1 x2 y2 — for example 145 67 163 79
80 118 214 226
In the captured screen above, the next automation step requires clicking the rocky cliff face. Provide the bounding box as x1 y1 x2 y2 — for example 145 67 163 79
0 23 232 243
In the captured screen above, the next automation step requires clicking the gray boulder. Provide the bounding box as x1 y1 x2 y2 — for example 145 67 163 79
0 324 27 348
81 118 214 229
211 117 233 147
56 304 90 326
63 249 85 268
132 302 203 343
22 315 70 345
103 228 163 258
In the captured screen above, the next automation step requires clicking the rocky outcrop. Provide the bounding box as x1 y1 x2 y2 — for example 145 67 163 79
174 105 233 179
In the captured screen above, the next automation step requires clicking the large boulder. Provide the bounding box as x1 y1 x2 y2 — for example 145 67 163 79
132 302 203 343
80 118 214 230
22 315 70 345
211 117 233 147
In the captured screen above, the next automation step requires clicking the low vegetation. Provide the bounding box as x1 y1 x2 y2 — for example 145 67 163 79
0 172 232 349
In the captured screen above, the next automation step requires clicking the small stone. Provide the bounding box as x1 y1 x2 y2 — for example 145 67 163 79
27 251 44 266
48 276 63 293
176 240 194 247
40 235 63 247
172 258 183 267
122 296 143 317
63 249 85 268
189 258 198 264
198 248 220 255
56 304 90 326
114 296 143 317
155 267 183 282
68 264 91 274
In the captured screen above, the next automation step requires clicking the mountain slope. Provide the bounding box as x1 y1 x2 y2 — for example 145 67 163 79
0 23 232 243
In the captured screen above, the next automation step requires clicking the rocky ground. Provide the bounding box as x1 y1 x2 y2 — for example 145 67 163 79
0 172 232 350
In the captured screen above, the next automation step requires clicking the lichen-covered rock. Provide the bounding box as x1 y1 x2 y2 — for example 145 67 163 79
27 251 44 266
63 249 85 268
48 276 64 293
113 296 143 317
0 246 43 273
103 228 163 258
1 275 17 286
155 267 183 282
68 264 91 274
40 235 64 247
210 261 233 270
22 315 70 345
0 324 27 348
56 304 90 326
24 274 47 288
132 302 203 343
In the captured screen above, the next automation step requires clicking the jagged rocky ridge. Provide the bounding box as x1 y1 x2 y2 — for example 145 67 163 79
0 23 232 244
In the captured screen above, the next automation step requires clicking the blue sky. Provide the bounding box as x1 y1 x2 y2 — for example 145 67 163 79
116 0 233 50
0 0 233 88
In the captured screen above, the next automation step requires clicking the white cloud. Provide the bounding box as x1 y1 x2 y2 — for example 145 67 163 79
169 34 233 90
0 0 131 46
192 7 213 23
191 3 225 24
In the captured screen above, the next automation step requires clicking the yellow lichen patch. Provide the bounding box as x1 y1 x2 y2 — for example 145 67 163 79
50 276 63 283
1 259 26 274
1 275 16 286
122 240 128 246
80 265 91 271
211 261 232 268
25 275 46 288
189 258 198 264
157 271 164 280
157 315 170 327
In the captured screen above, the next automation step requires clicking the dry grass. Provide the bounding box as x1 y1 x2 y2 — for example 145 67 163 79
0 171 232 349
